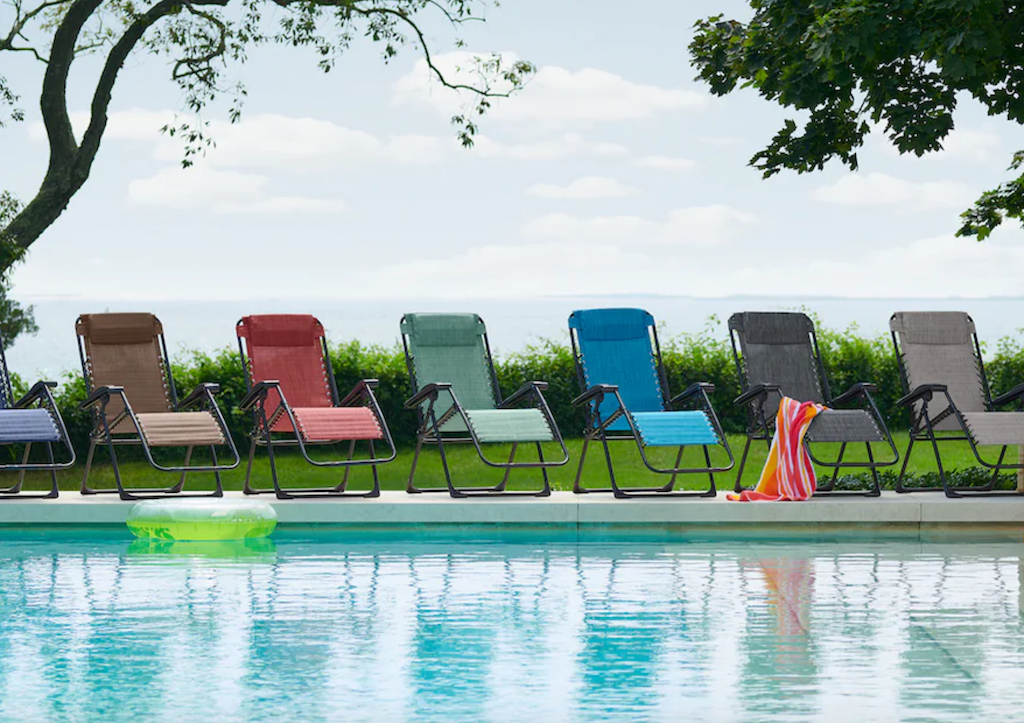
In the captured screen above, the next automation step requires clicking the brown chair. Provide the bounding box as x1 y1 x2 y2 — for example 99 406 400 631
76 313 240 500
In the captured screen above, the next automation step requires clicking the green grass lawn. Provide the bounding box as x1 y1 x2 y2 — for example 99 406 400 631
5 432 1019 493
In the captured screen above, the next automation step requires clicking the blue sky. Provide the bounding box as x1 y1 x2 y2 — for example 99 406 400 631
3 0 1024 302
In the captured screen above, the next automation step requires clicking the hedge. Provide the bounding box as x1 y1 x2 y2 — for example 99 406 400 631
25 317 1024 456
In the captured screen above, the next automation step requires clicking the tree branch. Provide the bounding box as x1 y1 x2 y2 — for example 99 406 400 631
1 0 71 53
38 0 105 167
350 5 516 98
77 0 230 172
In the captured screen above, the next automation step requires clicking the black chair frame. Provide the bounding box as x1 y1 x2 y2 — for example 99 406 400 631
77 321 239 501
237 321 397 500
729 316 898 497
891 315 1024 498
401 315 569 498
569 315 734 499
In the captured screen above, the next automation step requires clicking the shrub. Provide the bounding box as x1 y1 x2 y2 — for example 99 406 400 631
44 319 1024 454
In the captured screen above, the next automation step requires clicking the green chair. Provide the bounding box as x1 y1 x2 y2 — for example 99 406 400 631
401 313 569 497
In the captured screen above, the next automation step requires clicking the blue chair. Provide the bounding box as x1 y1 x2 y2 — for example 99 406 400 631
0 330 75 499
568 308 733 498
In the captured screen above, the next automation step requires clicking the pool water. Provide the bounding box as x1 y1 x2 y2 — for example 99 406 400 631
0 531 1022 722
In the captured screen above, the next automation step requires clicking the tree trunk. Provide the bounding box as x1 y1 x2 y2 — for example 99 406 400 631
1 166 84 267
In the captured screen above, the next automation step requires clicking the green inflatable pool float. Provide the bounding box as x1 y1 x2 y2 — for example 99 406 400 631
126 499 277 541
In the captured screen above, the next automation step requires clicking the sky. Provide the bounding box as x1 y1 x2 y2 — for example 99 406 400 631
3 0 1024 303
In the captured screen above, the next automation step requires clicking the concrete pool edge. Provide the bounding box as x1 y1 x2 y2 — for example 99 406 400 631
0 491 1022 541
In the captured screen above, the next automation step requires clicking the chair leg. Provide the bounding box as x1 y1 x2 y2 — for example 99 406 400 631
536 441 551 497
334 440 357 493
573 437 591 493
0 444 31 494
664 446 685 493
923 418 955 498
495 443 517 493
0 443 62 500
703 445 716 497
210 446 224 497
367 439 381 498
734 435 754 493
406 436 426 493
46 443 59 498
895 434 916 493
243 438 261 495
865 443 881 497
80 440 98 495
173 446 192 494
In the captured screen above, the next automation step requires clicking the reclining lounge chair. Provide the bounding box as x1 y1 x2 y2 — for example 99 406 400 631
237 314 396 498
0 329 75 498
401 313 568 497
77 313 239 500
728 312 899 496
568 308 733 498
890 311 1024 497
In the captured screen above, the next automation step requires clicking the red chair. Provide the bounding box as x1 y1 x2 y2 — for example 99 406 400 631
237 315 396 498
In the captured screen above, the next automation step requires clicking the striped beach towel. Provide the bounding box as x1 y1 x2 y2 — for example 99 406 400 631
729 396 825 502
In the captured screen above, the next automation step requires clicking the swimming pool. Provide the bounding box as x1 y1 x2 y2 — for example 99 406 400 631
0 531 1021 722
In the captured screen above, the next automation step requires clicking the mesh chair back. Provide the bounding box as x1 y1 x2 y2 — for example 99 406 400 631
729 312 825 419
402 314 497 428
237 315 334 416
77 313 173 429
890 312 987 430
569 308 666 430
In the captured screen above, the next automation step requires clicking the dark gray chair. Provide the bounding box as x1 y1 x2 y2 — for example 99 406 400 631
890 311 1024 497
729 312 898 496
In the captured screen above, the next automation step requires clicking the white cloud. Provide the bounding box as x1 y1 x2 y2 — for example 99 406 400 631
153 114 450 171
522 205 758 246
34 109 634 169
127 166 344 214
632 155 697 171
394 51 707 129
28 108 173 142
526 176 639 200
811 172 976 210
874 124 1002 163
935 128 1001 162
696 232 1024 299
472 133 627 161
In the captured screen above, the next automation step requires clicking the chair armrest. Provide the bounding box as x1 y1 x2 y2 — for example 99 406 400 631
339 379 379 407
500 381 549 408
240 380 280 412
179 383 221 409
831 382 878 407
404 383 452 409
992 382 1024 408
670 382 715 407
13 380 58 409
734 383 780 406
571 384 618 407
896 384 948 407
80 385 125 410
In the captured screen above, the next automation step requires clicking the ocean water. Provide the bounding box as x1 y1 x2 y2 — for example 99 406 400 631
7 296 1024 378
0 532 1022 722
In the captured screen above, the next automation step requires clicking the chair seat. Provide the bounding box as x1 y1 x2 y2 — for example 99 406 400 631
631 411 718 447
0 408 62 444
463 408 554 443
961 411 1024 446
805 409 885 443
134 412 227 447
290 407 384 442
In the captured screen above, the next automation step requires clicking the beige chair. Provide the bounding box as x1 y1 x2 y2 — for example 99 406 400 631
77 313 239 499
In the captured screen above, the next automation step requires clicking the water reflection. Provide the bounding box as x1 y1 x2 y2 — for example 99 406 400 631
0 536 1022 723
